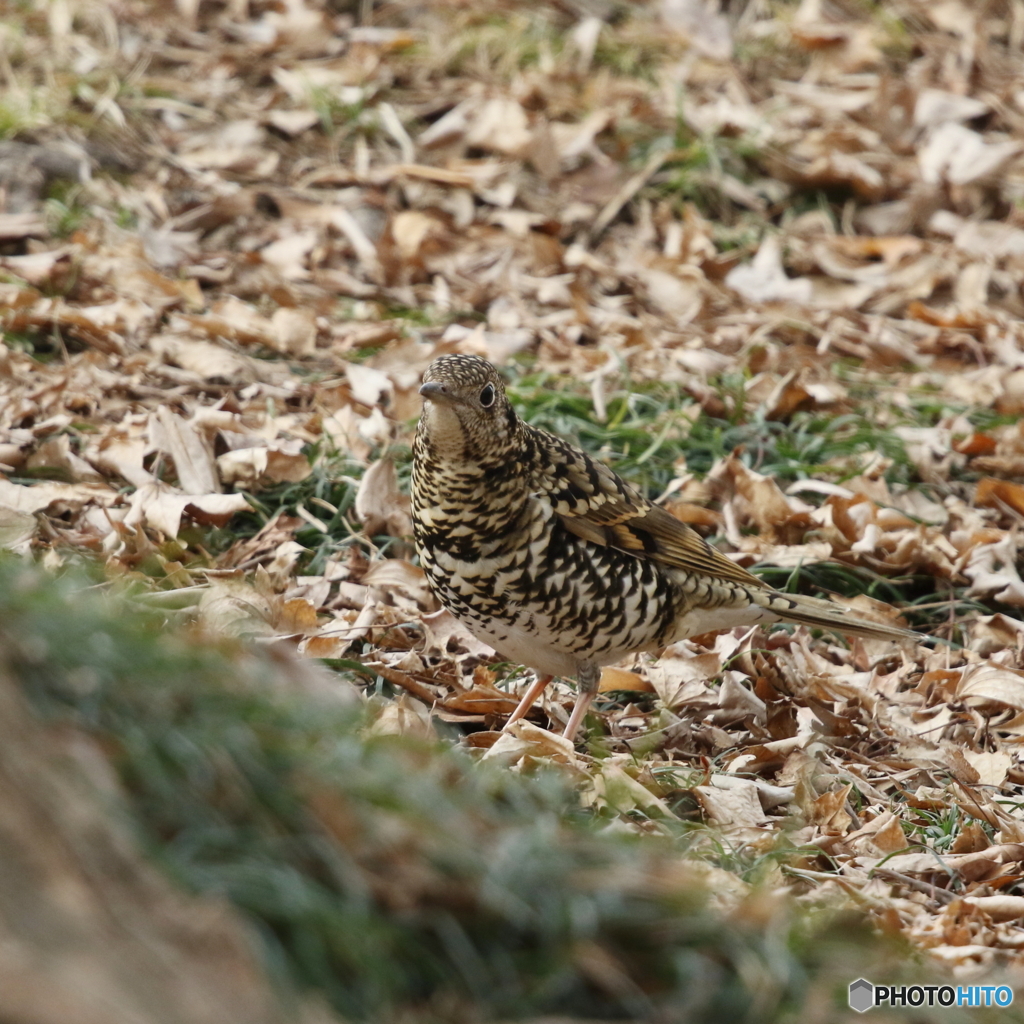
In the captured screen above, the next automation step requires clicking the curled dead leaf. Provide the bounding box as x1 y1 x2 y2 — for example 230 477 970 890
354 458 412 538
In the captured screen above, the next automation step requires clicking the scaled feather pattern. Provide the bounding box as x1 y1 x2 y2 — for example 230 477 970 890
411 354 920 739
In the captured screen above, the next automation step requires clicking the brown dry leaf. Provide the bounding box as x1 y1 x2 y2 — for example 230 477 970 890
5 298 142 354
711 453 808 538
276 597 321 634
599 667 654 693
442 680 518 717
270 307 317 354
261 235 317 284
0 247 74 287
976 478 1024 518
182 298 278 349
964 535 1024 607
179 120 279 177
971 615 1024 654
847 812 909 855
646 643 721 709
712 673 766 726
344 362 393 408
24 434 103 483
149 335 253 383
810 784 853 833
0 211 46 239
918 123 1020 186
391 211 446 262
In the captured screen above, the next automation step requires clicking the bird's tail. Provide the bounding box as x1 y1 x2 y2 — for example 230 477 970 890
753 588 923 643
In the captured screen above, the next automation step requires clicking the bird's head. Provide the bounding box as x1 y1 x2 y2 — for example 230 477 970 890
417 354 520 465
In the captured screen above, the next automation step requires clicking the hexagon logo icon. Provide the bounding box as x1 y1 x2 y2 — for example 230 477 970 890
849 978 874 1013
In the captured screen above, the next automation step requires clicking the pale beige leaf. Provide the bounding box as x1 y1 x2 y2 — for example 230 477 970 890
345 362 393 408
368 697 437 740
646 645 721 709
265 109 319 137
0 505 35 552
125 482 250 538
958 665 1024 711
693 776 768 827
217 446 312 489
0 479 118 514
960 896 1024 922
595 763 676 818
270 307 317 354
362 558 432 607
914 89 988 128
150 407 220 495
962 751 1012 788
354 458 412 538
481 720 580 767
197 577 275 636
420 608 494 660
150 335 252 383
391 211 444 261
465 97 532 156
261 233 317 283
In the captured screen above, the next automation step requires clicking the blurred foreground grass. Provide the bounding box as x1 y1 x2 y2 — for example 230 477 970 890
0 557 1006 1023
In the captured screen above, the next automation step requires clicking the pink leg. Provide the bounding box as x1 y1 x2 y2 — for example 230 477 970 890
502 674 553 731
562 664 600 741
562 692 595 740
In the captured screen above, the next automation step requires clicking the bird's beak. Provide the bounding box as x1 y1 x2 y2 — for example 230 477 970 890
419 381 456 403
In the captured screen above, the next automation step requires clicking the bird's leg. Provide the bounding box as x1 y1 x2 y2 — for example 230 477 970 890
502 673 553 731
562 663 600 741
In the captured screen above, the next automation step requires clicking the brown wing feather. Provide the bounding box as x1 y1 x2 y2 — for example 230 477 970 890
524 425 924 643
530 427 764 589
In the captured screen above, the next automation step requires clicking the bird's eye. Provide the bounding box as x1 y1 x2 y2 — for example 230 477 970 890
479 383 495 407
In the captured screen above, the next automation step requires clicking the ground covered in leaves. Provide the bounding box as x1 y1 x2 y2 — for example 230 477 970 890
4 0 1024 1016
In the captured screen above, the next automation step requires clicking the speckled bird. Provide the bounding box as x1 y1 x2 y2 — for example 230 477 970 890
411 354 920 741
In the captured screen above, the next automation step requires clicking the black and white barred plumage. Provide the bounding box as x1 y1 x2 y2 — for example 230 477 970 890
411 354 918 740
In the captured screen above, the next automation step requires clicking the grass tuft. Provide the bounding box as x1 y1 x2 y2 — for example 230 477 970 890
0 557 939 1022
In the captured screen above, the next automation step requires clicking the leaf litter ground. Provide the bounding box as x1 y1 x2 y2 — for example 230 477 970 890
4 0 1024 1013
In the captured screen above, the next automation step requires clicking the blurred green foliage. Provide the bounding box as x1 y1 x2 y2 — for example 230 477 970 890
0 557 963 1022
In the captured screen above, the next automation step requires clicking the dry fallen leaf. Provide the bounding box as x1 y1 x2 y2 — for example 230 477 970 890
354 457 412 538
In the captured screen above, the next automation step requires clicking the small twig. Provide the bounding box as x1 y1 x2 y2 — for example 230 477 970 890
588 147 670 243
870 866 957 905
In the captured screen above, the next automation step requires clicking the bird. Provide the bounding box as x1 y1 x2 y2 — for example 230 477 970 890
410 353 922 742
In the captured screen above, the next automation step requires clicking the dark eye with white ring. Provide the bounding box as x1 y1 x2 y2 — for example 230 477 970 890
479 383 495 407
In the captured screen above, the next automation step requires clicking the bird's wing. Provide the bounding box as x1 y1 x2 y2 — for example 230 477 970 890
530 428 764 589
